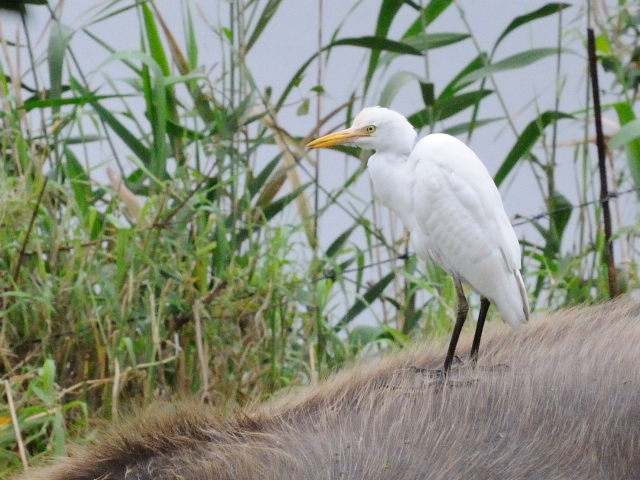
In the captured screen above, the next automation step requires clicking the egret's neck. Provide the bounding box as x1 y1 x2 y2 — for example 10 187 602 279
367 151 416 229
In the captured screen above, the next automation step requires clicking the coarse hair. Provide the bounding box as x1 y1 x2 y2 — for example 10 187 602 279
18 299 640 479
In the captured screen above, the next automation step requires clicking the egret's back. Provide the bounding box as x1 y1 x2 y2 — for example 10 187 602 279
409 133 529 326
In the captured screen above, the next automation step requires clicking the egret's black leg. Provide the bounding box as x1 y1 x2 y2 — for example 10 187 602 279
443 280 468 376
470 297 490 365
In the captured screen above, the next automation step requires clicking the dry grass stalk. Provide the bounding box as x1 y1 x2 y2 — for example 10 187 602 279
4 380 28 473
107 167 143 225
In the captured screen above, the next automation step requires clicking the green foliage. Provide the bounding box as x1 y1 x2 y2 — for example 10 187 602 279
494 111 574 187
493 3 572 53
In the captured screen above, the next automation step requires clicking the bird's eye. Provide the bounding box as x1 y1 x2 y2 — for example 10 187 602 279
365 125 376 134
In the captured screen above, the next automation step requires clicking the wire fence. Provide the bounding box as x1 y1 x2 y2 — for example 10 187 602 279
12 183 640 349
511 185 639 228
320 184 640 281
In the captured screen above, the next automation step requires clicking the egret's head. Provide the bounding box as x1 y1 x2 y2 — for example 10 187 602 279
307 106 416 156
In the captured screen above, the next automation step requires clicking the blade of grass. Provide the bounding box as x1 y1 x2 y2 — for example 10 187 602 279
72 79 152 166
494 110 573 186
47 21 73 108
610 118 640 148
363 0 406 98
457 48 570 86
440 53 489 98
408 89 493 128
441 117 502 135
278 37 423 108
141 5 173 172
325 226 356 259
246 0 283 52
378 71 421 107
402 0 454 38
493 3 572 53
613 102 640 196
64 147 91 220
22 94 130 111
337 271 395 329
378 33 470 68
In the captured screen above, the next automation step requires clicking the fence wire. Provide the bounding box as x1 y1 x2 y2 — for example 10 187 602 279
322 184 640 281
14 184 640 348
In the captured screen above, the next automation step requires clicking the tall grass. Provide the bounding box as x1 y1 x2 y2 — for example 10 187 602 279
0 0 637 474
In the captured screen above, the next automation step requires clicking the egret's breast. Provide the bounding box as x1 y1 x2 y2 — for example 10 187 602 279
368 157 418 230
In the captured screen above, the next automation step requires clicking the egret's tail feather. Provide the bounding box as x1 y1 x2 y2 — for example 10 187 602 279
516 269 530 323
491 269 529 328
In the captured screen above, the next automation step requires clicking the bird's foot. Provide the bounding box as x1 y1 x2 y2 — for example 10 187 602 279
407 360 478 388
379 366 450 390
407 366 445 379
460 358 510 372
392 358 509 391
408 355 464 376
475 362 509 372
381 359 480 391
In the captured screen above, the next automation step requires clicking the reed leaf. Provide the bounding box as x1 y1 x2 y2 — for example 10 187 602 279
613 102 640 196
493 3 572 53
456 48 569 86
494 110 573 186
337 272 395 329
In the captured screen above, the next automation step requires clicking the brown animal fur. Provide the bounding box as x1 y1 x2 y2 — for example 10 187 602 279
17 299 640 479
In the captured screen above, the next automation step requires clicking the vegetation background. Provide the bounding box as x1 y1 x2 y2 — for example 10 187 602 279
0 0 638 474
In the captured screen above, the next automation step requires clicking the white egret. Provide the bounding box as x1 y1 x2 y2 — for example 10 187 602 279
307 106 529 375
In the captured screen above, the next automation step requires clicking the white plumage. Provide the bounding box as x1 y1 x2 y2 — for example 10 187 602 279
308 106 529 374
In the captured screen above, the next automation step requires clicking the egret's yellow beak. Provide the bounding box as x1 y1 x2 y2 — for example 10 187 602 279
306 128 367 149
